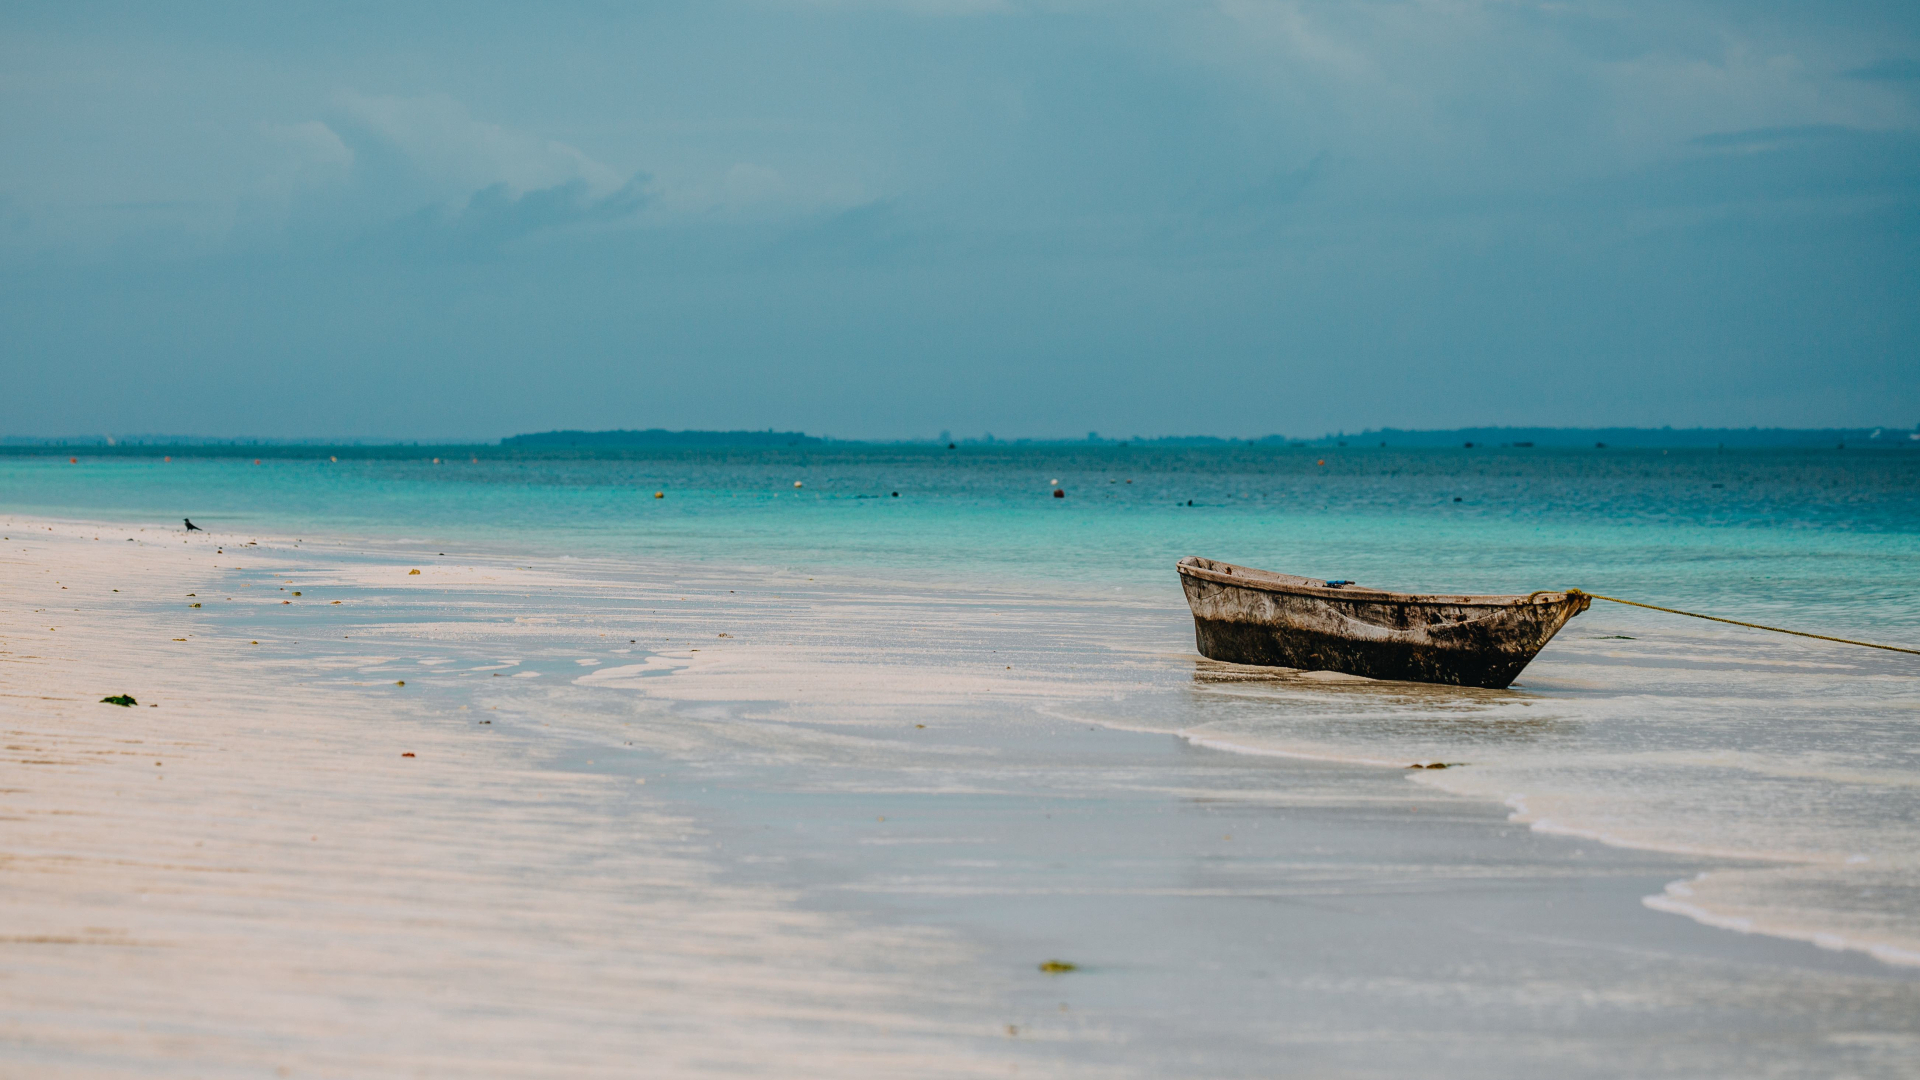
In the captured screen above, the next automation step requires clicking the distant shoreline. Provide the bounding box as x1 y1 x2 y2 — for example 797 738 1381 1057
3 424 1917 457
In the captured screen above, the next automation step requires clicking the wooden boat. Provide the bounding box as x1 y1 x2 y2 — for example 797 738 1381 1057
1176 557 1589 689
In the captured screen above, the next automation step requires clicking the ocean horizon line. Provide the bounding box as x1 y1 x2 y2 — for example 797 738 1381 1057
4 423 1919 454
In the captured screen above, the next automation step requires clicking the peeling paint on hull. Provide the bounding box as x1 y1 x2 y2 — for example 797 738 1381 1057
1178 557 1589 689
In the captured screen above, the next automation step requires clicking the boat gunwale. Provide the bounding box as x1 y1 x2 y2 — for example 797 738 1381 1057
1176 557 1575 609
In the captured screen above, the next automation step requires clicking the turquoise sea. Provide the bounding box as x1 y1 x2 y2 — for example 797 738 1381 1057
8 444 1918 608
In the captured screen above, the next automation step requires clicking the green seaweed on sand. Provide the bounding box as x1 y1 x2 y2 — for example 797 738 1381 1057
100 695 137 707
1038 960 1077 973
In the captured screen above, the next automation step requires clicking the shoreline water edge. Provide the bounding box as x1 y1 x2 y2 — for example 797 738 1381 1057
4 506 1918 1076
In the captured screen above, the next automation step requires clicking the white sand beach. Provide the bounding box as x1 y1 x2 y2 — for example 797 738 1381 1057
4 516 1918 1078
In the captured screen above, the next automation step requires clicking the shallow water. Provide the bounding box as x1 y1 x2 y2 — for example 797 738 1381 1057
6 444 1919 965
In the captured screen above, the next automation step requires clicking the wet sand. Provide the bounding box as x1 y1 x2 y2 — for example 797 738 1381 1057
2 517 1916 1077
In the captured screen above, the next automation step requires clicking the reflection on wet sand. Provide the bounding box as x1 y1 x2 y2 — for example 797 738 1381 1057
1183 659 1571 750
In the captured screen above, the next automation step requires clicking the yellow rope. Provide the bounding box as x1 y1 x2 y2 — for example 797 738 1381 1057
1566 590 1920 657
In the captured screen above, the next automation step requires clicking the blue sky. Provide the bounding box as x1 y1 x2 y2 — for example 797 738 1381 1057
3 1 1917 440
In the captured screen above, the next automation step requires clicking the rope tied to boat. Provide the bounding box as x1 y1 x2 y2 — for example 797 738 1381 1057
1562 589 1920 656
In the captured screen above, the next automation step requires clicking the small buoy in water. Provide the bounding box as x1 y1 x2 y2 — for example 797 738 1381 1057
253 459 261 465
794 481 803 488
890 491 899 497
330 456 337 462
1053 488 1065 498
1317 459 1325 466
164 456 171 463
655 491 663 498
69 457 76 464
433 457 441 464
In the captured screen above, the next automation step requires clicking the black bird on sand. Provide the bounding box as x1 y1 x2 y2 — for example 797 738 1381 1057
184 518 202 531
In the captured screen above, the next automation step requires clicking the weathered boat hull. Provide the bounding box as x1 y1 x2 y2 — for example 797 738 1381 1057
1177 557 1588 689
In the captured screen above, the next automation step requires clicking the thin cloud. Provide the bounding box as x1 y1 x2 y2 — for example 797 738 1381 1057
331 92 628 202
1845 58 1920 81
